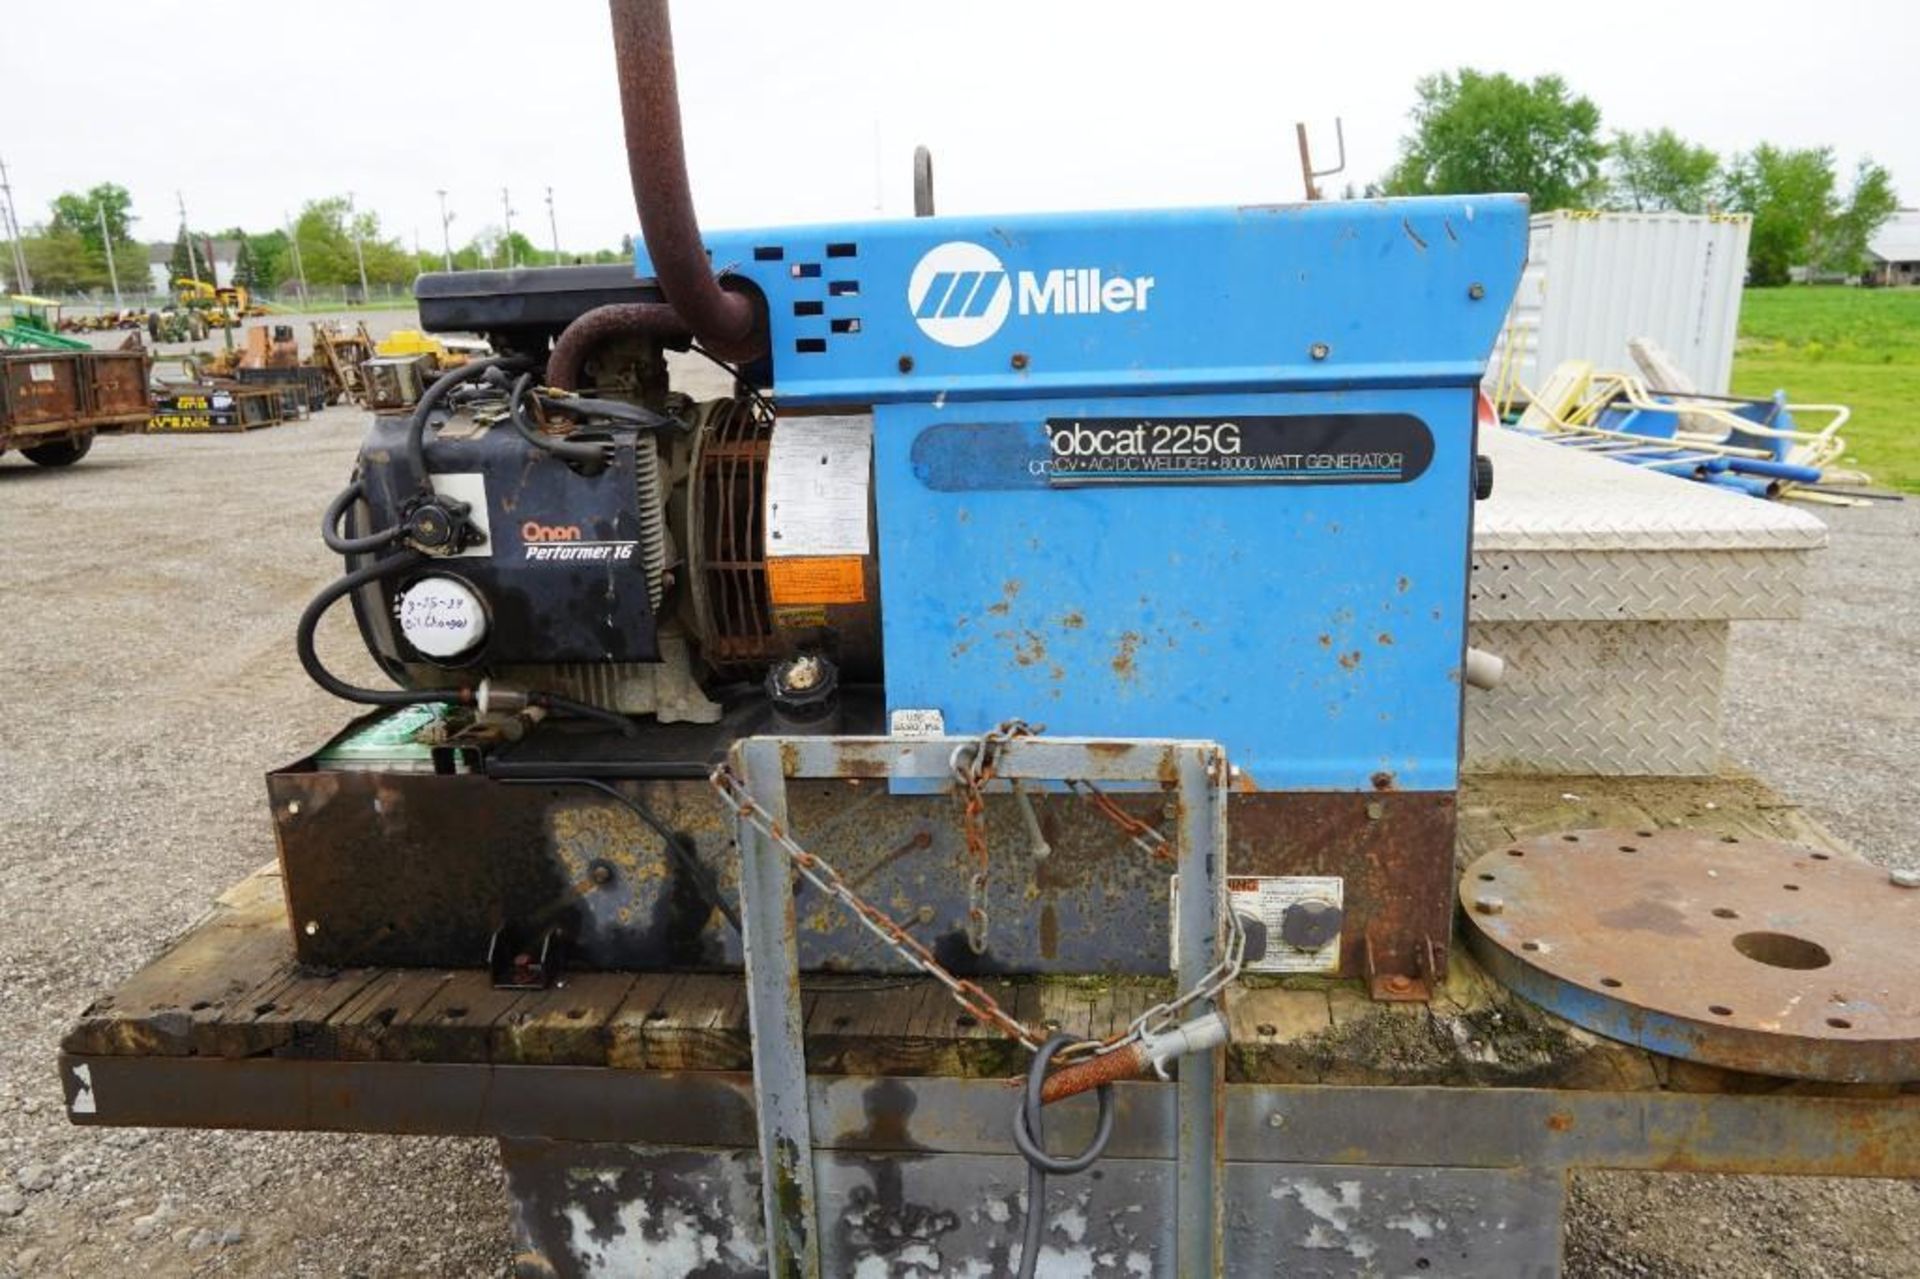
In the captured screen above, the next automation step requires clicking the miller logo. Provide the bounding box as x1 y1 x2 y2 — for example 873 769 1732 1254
906 241 1011 347
906 240 1157 349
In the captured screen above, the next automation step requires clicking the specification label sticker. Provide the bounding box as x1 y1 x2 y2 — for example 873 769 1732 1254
1172 874 1344 973
889 708 947 738
766 415 873 556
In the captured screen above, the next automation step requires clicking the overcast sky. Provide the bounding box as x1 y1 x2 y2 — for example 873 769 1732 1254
2 1 1913 255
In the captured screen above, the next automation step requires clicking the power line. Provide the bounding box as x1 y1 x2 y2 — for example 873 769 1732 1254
436 189 454 272
0 154 31 292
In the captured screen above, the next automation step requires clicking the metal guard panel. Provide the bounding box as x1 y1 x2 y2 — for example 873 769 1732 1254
636 196 1529 403
874 385 1475 791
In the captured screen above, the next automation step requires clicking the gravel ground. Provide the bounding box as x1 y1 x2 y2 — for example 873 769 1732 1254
0 408 1913 1276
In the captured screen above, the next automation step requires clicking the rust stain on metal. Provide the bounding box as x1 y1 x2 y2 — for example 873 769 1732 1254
1231 791 1457 989
1377 632 1395 646
986 580 1023 617
1547 1111 1576 1132
1060 611 1086 630
1013 630 1047 667
1038 905 1059 959
1338 650 1362 672
1112 631 1143 681
1370 771 1396 792
1593 899 1699 938
1462 827 1920 1082
607 0 764 361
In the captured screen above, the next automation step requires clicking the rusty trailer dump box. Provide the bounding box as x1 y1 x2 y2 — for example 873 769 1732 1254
58 770 1920 1276
0 348 151 467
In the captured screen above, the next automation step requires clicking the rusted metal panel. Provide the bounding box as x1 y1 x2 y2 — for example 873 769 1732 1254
2 350 152 440
1230 790 1457 991
83 350 153 424
498 1137 1562 1278
1463 828 1920 1082
59 1058 1920 1181
1 351 85 428
270 765 1181 975
271 763 1451 985
502 1140 765 1278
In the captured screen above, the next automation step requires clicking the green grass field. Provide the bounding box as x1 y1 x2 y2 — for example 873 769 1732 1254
1733 287 1920 492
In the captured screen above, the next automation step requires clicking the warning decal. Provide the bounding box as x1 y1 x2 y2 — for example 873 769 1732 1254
767 555 866 606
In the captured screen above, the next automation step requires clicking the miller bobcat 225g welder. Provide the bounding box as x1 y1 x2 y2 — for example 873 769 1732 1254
273 1 1522 1269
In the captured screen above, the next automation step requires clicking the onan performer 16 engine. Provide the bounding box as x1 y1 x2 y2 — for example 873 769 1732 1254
277 0 1526 1005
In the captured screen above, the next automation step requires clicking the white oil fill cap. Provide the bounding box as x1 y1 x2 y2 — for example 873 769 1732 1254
395 575 488 659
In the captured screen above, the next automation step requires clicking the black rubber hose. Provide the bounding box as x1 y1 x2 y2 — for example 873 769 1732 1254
503 777 740 933
508 372 613 472
404 354 531 493
1011 1035 1116 1278
527 689 641 739
296 548 457 706
321 480 403 555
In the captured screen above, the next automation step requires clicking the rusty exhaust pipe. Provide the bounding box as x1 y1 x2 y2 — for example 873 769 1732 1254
546 302 689 391
608 0 766 363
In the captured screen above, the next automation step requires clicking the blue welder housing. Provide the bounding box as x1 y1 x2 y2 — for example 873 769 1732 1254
638 196 1528 792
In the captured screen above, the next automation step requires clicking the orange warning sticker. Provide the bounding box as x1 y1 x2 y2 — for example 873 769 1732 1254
767 556 866 606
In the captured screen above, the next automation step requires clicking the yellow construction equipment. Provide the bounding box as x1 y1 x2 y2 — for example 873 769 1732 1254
373 328 488 371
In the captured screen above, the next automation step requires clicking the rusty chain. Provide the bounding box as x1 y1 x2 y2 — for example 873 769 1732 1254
950 718 1038 953
710 760 1044 1051
708 722 1243 1064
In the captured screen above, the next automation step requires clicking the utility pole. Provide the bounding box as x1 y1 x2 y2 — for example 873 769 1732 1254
346 191 370 303
96 200 122 307
545 186 560 262
436 188 454 271
177 191 200 283
500 187 516 268
0 154 31 293
284 214 309 305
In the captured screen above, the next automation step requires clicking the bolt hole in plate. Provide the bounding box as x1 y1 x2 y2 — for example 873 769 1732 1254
1460 829 1920 1082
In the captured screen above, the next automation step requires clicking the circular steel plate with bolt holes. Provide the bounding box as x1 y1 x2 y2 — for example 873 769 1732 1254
1461 829 1920 1082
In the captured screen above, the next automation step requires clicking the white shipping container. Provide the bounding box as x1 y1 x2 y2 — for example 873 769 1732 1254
1491 210 1751 398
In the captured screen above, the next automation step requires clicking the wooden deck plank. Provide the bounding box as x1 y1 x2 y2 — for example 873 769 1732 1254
605 972 681 1070
641 974 751 1072
494 973 641 1066
63 866 296 1057
397 972 530 1064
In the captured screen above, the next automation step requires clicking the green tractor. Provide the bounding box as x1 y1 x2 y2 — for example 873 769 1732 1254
0 296 91 352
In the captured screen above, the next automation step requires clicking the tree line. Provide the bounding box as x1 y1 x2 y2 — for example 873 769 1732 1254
11 76 1900 295
1379 69 1899 285
8 188 630 297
